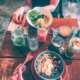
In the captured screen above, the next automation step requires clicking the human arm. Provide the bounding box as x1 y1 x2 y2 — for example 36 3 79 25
12 0 32 24
43 0 60 12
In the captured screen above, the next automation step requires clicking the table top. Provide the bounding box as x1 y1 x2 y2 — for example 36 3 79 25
0 18 80 80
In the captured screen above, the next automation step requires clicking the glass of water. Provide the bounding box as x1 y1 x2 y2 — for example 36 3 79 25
27 36 38 51
27 27 38 51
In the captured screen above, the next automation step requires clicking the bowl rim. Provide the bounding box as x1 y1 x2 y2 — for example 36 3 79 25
34 51 64 80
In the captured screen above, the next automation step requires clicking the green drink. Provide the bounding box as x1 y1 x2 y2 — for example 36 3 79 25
11 28 25 47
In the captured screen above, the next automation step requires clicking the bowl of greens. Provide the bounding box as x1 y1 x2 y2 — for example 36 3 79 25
27 7 53 28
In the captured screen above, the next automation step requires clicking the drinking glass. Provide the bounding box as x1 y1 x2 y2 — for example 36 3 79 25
27 28 38 52
48 36 64 53
52 28 58 37
52 36 64 46
38 27 49 42
65 37 80 58
27 36 38 51
11 27 25 47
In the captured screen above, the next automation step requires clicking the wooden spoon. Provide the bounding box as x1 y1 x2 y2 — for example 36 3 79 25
21 52 34 66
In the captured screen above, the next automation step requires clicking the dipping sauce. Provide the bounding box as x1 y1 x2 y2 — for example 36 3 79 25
59 26 71 37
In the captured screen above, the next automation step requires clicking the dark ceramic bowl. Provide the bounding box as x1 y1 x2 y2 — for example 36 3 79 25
34 51 64 80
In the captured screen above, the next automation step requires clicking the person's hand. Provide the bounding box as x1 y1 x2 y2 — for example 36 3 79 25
10 64 26 80
12 7 25 23
12 6 31 24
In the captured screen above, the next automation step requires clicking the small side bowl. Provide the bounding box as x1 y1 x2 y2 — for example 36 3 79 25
59 26 72 37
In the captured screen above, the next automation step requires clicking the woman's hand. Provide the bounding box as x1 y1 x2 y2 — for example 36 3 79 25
10 64 26 80
12 7 25 23
12 6 31 24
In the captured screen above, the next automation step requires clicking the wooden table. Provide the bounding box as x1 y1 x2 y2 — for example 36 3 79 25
0 18 80 80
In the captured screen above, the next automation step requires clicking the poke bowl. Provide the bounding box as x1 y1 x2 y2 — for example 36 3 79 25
34 51 64 80
26 7 53 29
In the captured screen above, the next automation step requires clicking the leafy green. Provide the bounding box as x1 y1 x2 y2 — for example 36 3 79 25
28 10 45 28
15 37 24 45
28 10 40 21
51 68 55 76
71 41 74 47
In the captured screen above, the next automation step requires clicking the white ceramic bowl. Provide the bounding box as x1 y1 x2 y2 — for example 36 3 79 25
26 7 53 28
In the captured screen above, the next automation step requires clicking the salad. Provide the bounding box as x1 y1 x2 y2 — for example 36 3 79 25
28 10 50 28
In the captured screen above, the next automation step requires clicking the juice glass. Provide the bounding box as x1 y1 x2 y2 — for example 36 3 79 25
38 28 48 42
